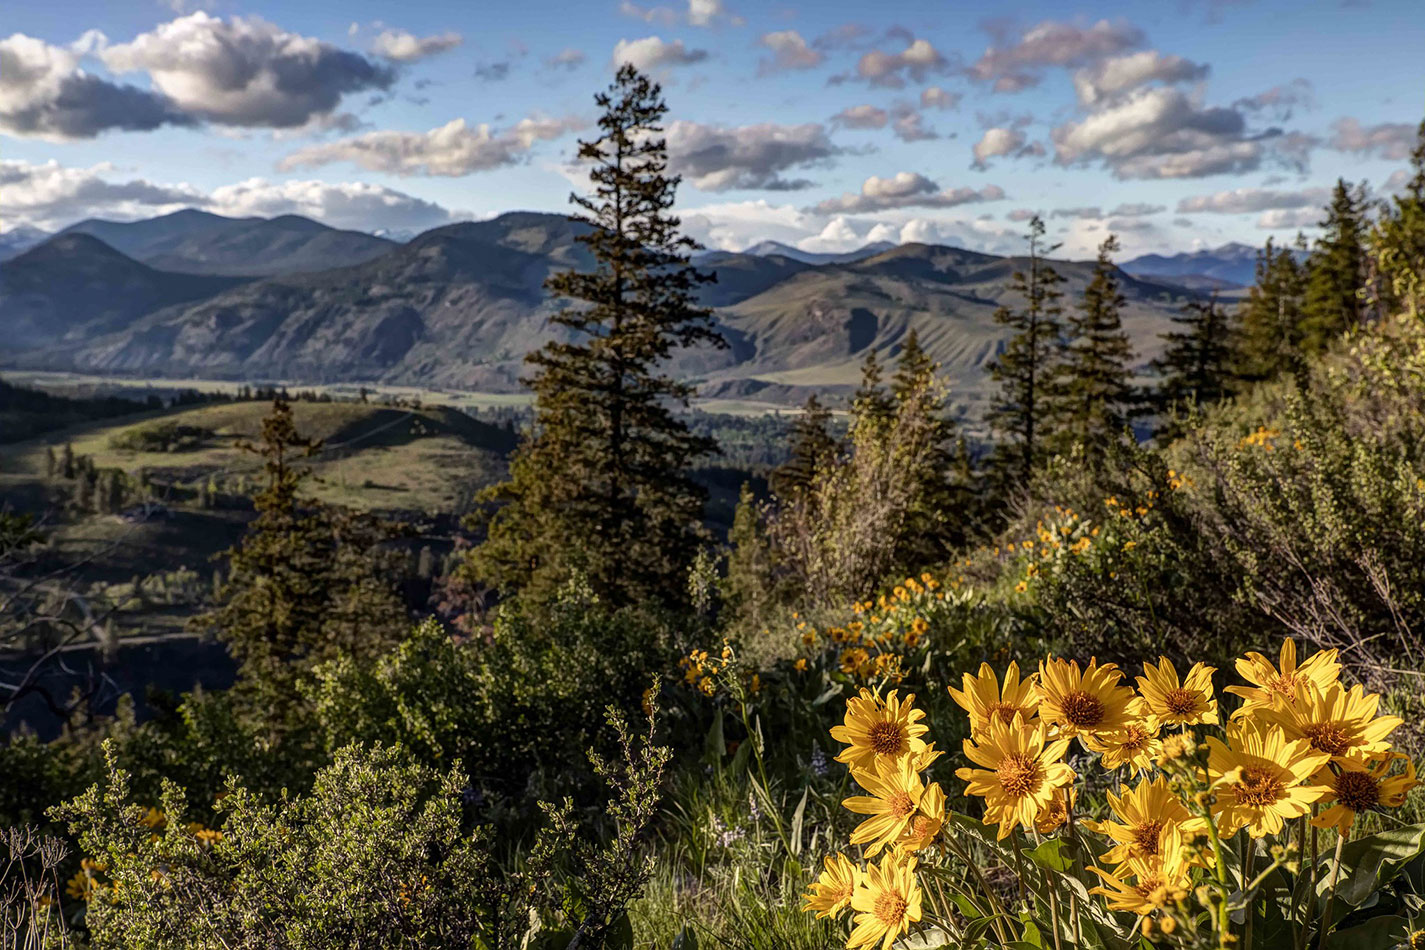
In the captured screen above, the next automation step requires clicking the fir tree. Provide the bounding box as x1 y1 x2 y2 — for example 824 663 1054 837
851 348 895 435
721 483 782 630
468 66 725 608
1301 179 1368 354
770 394 838 500
986 215 1065 485
1369 118 1425 318
61 443 75 480
1053 235 1136 452
1235 236 1308 382
1151 291 1233 438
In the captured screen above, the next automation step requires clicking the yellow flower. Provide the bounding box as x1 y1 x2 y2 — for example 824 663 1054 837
1034 784 1075 835
802 852 860 919
1311 752 1418 835
841 647 871 675
1136 658 1218 730
1087 776 1200 865
830 689 929 772
897 781 945 852
946 661 1038 740
1083 719 1161 775
1260 681 1402 760
1089 825 1193 915
955 713 1075 840
844 755 927 856
1036 657 1138 739
1225 638 1340 718
1206 720 1330 837
794 658 808 672
847 851 923 950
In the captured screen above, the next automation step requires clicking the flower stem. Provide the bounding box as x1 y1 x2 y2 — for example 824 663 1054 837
1315 830 1347 950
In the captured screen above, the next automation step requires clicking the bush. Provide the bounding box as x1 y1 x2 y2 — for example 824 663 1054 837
109 422 214 453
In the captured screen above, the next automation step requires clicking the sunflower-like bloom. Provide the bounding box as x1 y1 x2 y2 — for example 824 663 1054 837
1086 775 1201 864
1136 658 1218 730
1226 638 1340 718
1089 825 1193 915
955 713 1075 840
844 755 927 856
1311 752 1418 835
1036 657 1138 740
830 689 929 772
847 851 923 950
1207 720 1330 838
947 661 1038 739
1260 681 1402 760
1034 784 1075 834
1083 717 1161 775
802 852 861 919
898 782 946 852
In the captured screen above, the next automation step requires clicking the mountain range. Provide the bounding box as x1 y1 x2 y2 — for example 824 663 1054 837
1 209 1230 410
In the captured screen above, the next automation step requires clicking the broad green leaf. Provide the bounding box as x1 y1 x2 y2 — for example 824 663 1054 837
1024 838 1072 873
789 785 809 857
703 712 725 764
1324 914 1410 950
1317 823 1425 908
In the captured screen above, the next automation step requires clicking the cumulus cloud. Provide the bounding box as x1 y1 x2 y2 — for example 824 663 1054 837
920 86 960 110
1257 208 1321 229
890 106 937 142
1176 186 1329 214
619 1 740 29
612 36 709 71
1108 202 1165 216
1007 209 1038 222
370 28 463 63
618 2 678 27
1072 50 1209 105
100 13 395 129
667 120 838 191
757 31 822 74
811 173 1005 214
968 18 1144 92
832 104 887 129
971 127 1044 169
1328 117 1416 160
0 32 193 140
207 178 457 233
845 36 950 88
1051 86 1279 179
546 48 586 70
0 159 203 227
1050 206 1103 219
279 115 583 177
1234 78 1314 120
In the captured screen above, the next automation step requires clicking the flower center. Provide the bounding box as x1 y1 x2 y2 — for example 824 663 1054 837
889 792 916 819
1131 819 1165 855
1268 673 1297 698
910 815 937 837
987 701 1020 725
1119 725 1151 751
997 752 1042 797
1235 765 1285 806
1061 690 1105 729
1335 770 1381 812
1302 722 1354 757
868 720 906 756
1163 688 1199 717
874 891 908 925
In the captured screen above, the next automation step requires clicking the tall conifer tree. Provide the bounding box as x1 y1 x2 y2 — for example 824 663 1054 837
1235 236 1308 382
987 215 1065 485
770 394 838 500
1301 179 1368 353
1053 235 1136 451
469 66 725 608
1151 291 1233 438
1369 118 1425 318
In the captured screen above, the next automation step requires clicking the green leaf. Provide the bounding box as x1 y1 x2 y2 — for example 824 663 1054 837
604 913 635 950
670 926 698 950
1317 823 1425 908
703 712 725 765
1324 914 1410 950
789 785 809 857
1024 838 1072 873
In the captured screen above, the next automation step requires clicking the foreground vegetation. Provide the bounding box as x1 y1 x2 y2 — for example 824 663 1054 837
3 68 1425 950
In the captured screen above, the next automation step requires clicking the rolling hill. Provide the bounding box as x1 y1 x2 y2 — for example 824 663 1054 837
3 210 1206 411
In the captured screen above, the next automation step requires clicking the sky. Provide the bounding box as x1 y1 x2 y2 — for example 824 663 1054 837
2 0 1422 258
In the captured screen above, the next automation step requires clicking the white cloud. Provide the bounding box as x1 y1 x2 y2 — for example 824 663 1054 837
757 31 822 74
971 127 1043 169
207 178 459 232
1072 50 1209 105
280 115 583 177
370 29 463 63
850 36 949 88
612 35 709 71
1108 202 1165 216
546 48 586 70
920 86 960 110
831 104 887 129
891 106 937 142
812 173 1005 214
1257 208 1321 229
1328 117 1416 160
1177 186 1329 213
968 18 1144 92
0 159 203 228
668 119 838 191
100 13 394 129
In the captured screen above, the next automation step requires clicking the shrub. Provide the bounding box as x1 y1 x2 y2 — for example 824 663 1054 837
109 422 214 453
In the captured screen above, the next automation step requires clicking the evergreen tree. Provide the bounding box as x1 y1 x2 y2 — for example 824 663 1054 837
1053 235 1136 451
720 483 783 630
468 66 725 608
851 348 895 435
986 215 1065 485
45 446 56 479
61 443 75 480
1301 179 1368 354
769 394 838 500
1369 118 1425 318
1151 291 1233 438
1235 236 1308 382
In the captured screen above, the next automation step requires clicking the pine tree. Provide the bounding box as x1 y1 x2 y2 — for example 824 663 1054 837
1301 179 1368 354
468 66 725 608
45 446 56 479
61 443 75 479
1235 236 1308 382
1053 235 1136 451
851 348 895 435
1151 291 1233 438
770 394 838 500
1369 118 1425 318
986 215 1065 485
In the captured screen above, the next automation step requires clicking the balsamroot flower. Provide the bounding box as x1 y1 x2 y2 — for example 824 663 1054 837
843 754 927 857
802 852 860 919
1226 638 1340 718
955 713 1075 840
1207 719 1330 837
1086 775 1201 864
830 689 929 772
1136 658 1218 730
1089 824 1193 915
947 660 1038 739
1311 752 1418 835
846 851 922 950
1261 681 1402 760
1036 657 1138 739
1084 719 1161 775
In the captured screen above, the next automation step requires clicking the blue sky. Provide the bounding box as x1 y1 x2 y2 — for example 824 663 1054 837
3 0 1421 257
